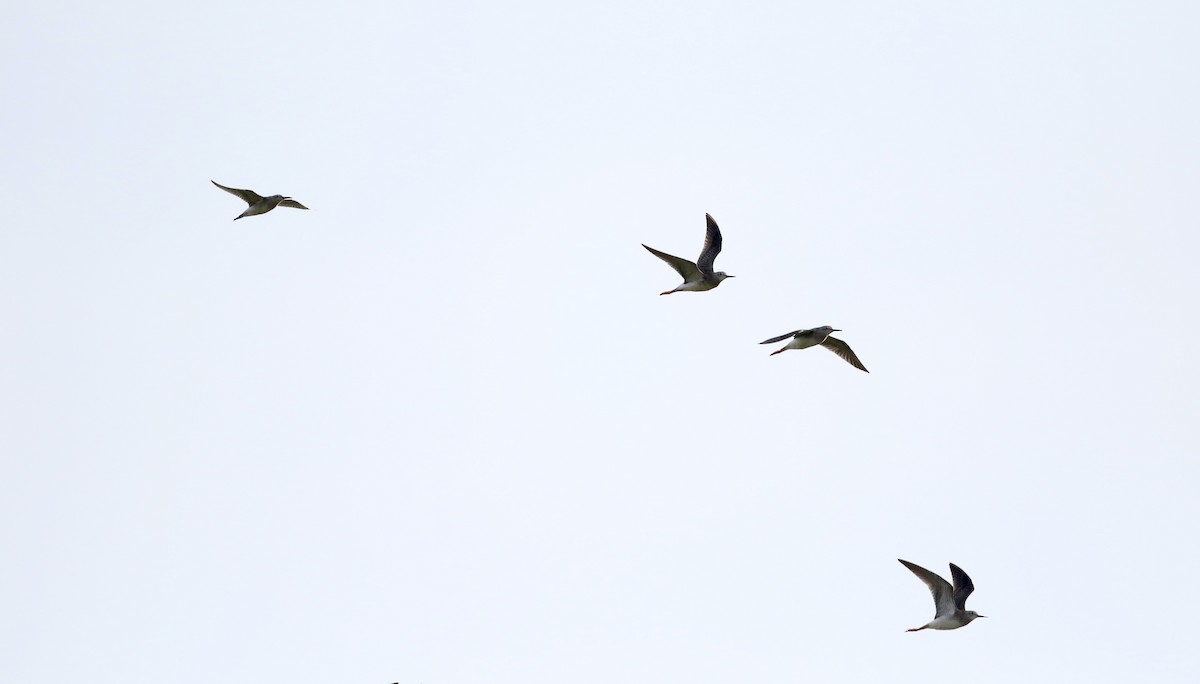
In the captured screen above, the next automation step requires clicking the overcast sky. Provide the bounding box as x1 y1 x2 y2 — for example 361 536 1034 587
3 1 1198 682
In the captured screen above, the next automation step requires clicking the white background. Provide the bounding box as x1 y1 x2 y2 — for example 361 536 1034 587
2 1 1197 682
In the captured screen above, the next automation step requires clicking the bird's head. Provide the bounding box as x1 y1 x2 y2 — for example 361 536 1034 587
964 611 986 623
814 325 839 336
715 272 735 282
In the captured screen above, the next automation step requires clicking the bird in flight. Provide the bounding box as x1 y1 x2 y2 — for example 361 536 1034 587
759 326 868 372
898 559 986 631
211 180 309 220
643 213 734 295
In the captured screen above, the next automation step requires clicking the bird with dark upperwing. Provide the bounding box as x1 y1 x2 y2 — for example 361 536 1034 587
759 326 869 372
898 559 986 632
642 213 734 295
211 180 309 220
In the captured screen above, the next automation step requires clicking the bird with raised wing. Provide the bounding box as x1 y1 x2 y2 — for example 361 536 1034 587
211 180 309 220
643 214 734 295
759 326 868 372
898 559 986 632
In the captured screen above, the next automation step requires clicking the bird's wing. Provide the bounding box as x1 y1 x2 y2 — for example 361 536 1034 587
279 199 309 210
759 330 802 345
949 563 975 610
695 213 724 275
820 336 869 372
211 180 263 206
643 244 702 281
899 559 956 619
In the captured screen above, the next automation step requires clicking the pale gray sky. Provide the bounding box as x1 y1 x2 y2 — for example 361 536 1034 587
2 1 1198 682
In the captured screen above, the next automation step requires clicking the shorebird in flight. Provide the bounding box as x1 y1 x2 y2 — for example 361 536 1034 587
211 180 309 220
643 214 734 295
759 326 868 372
898 559 986 632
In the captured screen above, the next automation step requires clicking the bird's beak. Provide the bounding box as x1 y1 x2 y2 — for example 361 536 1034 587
978 615 988 618
832 328 842 332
